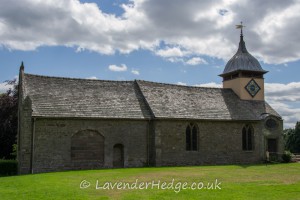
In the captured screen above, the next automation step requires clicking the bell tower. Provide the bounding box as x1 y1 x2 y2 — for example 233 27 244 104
219 22 267 101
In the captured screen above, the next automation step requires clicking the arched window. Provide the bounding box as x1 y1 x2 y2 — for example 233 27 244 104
242 125 254 151
186 123 198 151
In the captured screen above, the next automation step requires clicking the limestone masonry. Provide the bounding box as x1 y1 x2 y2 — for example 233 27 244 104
18 30 283 174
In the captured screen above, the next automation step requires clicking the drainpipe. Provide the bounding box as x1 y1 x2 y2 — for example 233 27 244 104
31 118 36 174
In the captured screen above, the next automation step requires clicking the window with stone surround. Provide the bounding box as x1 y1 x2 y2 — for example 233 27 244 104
186 123 198 151
242 125 254 151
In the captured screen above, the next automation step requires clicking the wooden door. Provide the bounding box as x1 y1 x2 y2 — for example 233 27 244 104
113 144 124 168
267 139 277 153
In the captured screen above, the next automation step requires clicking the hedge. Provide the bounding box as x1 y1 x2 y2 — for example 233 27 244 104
0 160 18 176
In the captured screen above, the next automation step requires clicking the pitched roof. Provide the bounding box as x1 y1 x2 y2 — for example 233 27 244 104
136 80 280 120
23 74 152 119
22 73 280 120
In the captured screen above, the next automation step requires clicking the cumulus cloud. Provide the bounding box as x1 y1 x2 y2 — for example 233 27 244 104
108 64 127 72
195 82 222 88
0 0 299 64
156 47 189 58
86 76 98 80
0 82 12 94
177 82 187 86
167 57 184 64
131 69 140 75
156 49 207 65
186 57 208 65
265 82 300 128
265 82 300 102
0 76 18 94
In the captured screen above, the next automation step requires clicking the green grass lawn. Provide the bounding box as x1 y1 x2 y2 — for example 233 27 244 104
0 163 299 200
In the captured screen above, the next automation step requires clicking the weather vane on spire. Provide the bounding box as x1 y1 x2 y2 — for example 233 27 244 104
236 21 245 36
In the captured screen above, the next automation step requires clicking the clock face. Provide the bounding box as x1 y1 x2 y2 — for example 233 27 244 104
245 79 261 97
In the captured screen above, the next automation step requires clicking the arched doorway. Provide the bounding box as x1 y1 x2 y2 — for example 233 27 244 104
113 144 124 168
71 130 104 168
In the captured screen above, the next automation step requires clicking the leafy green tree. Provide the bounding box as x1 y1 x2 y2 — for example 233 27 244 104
284 122 300 153
0 79 18 159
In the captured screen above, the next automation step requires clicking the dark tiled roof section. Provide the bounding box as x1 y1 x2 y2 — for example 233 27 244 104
23 74 152 119
23 73 280 120
136 80 281 120
262 102 281 118
221 35 267 76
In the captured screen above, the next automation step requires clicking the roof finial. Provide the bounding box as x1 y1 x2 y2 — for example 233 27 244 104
20 61 24 71
235 22 248 53
236 21 246 37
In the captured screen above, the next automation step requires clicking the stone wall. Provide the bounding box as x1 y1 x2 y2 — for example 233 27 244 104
261 116 284 160
19 116 283 174
18 97 33 174
31 118 149 173
154 120 267 166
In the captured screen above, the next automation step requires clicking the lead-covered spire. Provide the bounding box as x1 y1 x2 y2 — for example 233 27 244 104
220 22 267 77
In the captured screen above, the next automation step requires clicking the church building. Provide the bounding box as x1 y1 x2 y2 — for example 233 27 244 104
18 29 283 174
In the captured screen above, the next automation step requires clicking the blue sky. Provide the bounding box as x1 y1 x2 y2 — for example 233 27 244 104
0 0 299 128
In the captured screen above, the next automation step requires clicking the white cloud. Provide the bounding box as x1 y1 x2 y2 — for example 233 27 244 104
177 82 187 86
254 3 300 63
265 82 300 128
266 101 300 129
86 76 98 80
108 64 128 72
131 69 140 75
265 82 300 102
156 47 189 58
167 57 184 63
0 82 12 94
0 76 18 94
195 82 222 88
186 57 208 65
0 0 299 64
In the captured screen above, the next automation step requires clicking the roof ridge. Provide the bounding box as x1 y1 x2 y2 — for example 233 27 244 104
23 74 224 89
24 73 134 83
136 79 224 90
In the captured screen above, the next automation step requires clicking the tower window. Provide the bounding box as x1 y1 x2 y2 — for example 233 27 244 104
242 125 254 151
186 123 198 151
245 79 261 97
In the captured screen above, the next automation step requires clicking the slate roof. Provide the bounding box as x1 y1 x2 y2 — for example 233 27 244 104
137 80 280 120
23 74 152 119
221 34 267 76
22 73 281 120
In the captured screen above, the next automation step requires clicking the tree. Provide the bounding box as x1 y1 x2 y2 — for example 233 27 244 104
0 79 18 159
284 122 300 153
